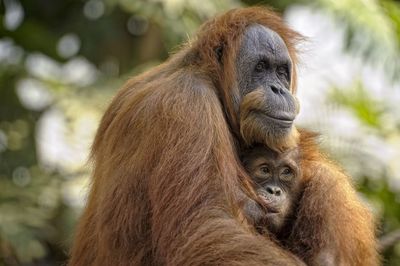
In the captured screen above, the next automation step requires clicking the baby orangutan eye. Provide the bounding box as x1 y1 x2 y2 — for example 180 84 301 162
260 166 270 174
280 167 294 181
282 167 292 175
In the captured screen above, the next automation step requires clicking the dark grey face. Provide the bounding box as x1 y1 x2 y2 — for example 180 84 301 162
236 24 299 146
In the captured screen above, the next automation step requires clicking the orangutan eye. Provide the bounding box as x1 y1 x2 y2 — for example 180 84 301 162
260 166 270 174
277 65 289 80
282 167 292 175
255 61 267 72
280 167 294 182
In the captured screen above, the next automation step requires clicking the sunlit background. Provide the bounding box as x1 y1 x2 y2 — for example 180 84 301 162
1 0 400 265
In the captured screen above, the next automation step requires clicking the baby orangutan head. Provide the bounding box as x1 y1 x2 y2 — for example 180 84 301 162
242 146 302 234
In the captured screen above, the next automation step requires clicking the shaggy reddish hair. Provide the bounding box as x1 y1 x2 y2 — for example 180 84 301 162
69 7 378 266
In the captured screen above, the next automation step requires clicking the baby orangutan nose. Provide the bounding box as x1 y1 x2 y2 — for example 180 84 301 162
266 185 282 196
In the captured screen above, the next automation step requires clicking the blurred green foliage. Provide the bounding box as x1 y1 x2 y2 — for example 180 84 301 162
331 81 384 129
0 0 400 265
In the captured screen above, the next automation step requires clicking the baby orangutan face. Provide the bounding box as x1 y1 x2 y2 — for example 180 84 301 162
242 146 301 234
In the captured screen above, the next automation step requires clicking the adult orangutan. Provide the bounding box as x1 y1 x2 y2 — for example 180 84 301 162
242 131 378 266
69 7 378 266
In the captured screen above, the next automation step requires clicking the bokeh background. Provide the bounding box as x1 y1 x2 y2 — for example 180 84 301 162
1 0 400 265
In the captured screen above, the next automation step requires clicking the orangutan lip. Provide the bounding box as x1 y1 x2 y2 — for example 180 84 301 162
258 195 280 213
266 115 293 124
261 113 294 128
265 206 279 214
254 110 295 124
266 112 296 122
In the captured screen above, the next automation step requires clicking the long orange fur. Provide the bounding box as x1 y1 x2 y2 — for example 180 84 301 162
69 7 378 266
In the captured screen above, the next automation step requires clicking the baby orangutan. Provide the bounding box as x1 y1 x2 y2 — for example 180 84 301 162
242 145 335 266
242 146 302 236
